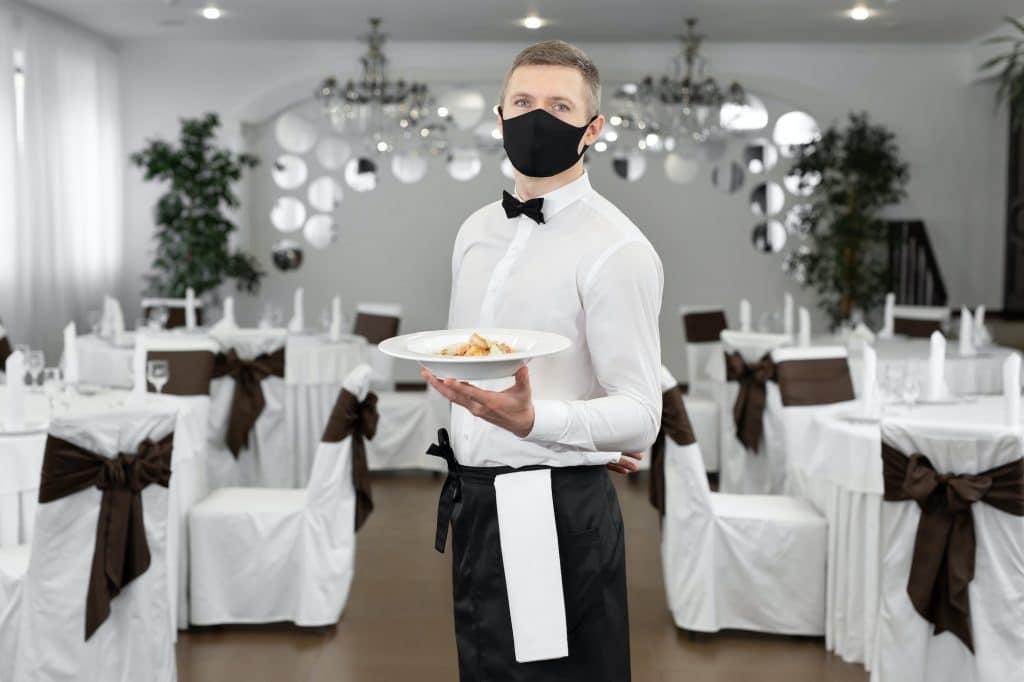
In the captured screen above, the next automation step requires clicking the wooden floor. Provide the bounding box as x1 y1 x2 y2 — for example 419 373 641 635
176 471 869 682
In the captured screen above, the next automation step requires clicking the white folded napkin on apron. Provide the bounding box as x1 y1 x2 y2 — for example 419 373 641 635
494 469 568 663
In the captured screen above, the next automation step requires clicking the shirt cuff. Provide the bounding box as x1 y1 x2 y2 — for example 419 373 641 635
524 399 571 444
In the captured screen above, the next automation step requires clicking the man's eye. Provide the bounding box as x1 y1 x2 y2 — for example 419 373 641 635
514 99 529 107
553 103 569 112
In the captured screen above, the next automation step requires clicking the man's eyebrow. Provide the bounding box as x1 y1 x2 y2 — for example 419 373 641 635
507 93 577 104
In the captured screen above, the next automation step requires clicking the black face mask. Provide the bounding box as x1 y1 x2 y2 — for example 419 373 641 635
499 107 599 178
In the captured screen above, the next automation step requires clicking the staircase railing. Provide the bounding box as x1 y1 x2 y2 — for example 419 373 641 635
887 220 947 306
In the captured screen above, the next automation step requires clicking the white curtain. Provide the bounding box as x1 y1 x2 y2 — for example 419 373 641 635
0 5 19 327
1 5 122 361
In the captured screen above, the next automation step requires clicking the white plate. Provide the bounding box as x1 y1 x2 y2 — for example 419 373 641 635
0 419 49 436
379 328 571 381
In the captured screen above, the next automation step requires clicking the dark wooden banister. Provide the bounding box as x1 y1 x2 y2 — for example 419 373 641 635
887 220 947 306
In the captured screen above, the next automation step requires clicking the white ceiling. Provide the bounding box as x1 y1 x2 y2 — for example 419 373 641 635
20 0 1015 44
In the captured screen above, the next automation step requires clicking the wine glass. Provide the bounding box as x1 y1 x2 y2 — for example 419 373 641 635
42 367 63 415
147 359 169 394
87 309 102 336
901 373 921 411
320 309 332 333
27 350 44 388
149 305 169 331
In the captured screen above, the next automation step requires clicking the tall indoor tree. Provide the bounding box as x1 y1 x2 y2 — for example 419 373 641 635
786 111 910 328
980 16 1024 130
130 112 264 298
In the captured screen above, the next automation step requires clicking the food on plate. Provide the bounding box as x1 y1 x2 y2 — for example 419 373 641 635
437 332 515 357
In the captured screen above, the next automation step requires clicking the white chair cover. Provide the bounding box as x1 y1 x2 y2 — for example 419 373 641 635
718 331 791 494
763 346 857 495
188 364 372 626
12 409 178 682
871 420 1024 682
206 330 287 489
679 306 728 471
660 419 827 635
0 543 29 681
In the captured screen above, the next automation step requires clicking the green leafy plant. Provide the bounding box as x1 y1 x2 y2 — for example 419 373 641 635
130 112 263 298
785 112 910 328
980 16 1024 130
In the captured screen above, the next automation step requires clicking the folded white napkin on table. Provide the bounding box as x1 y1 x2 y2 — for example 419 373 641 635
927 331 947 401
1004 354 1021 426
783 293 794 336
102 295 125 340
798 307 811 347
185 287 197 330
739 299 751 332
63 322 79 385
4 350 25 427
974 305 992 347
493 469 568 663
958 307 976 357
288 287 305 332
210 296 238 332
861 344 877 416
878 292 895 339
329 295 344 342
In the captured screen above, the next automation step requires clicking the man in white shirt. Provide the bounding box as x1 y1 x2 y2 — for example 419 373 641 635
424 39 663 681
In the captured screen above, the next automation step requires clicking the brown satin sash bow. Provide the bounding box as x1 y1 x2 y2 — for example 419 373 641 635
725 352 776 451
881 444 1024 652
893 317 942 338
322 389 379 531
683 310 728 343
146 350 215 396
212 348 285 457
352 313 400 345
650 384 697 516
0 333 11 367
774 357 855 407
38 433 174 640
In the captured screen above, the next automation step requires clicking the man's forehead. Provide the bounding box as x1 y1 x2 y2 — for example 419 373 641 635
506 65 586 99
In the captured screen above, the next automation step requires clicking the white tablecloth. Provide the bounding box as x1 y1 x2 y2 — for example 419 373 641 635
0 386 205 634
791 396 1015 667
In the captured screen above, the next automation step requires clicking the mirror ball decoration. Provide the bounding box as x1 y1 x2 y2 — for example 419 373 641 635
272 239 304 271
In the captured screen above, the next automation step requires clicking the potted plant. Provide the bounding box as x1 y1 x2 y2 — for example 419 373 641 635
784 111 910 329
130 112 264 299
980 16 1024 130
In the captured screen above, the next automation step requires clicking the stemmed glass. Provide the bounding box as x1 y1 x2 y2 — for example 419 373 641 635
901 373 921 411
42 367 63 416
147 359 169 394
27 350 44 389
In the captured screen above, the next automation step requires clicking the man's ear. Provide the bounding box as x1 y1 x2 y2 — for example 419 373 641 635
582 114 605 146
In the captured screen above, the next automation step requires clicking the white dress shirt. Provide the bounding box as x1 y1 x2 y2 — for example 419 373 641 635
447 171 664 468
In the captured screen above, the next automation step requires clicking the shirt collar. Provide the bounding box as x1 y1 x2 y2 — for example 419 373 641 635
513 171 592 222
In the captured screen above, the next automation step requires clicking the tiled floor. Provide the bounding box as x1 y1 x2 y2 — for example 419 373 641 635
176 472 868 681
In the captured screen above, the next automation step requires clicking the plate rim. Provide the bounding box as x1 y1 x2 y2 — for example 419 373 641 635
379 328 571 363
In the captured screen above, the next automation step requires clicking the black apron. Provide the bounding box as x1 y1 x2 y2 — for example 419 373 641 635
429 429 631 681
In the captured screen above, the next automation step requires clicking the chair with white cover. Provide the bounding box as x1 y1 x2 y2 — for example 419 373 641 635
352 303 402 392
189 364 378 627
636 366 719 474
718 330 791 494
11 408 179 681
763 346 857 495
206 329 287 489
678 306 727 472
871 419 1024 682
0 543 29 681
659 387 827 636
891 305 950 338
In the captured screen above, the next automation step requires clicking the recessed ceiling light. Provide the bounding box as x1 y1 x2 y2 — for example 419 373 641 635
522 15 545 30
201 6 222 20
848 6 872 20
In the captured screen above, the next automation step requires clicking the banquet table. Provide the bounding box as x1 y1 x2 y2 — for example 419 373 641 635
0 385 205 633
789 395 1020 668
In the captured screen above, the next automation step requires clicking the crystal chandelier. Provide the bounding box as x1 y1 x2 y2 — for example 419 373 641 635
314 17 438 148
625 18 748 143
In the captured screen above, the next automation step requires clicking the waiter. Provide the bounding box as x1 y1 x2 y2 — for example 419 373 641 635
423 39 663 681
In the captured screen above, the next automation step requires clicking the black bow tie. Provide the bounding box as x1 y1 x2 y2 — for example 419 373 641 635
502 190 545 224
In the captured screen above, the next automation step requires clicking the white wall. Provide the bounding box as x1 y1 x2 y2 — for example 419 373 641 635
117 39 1008 382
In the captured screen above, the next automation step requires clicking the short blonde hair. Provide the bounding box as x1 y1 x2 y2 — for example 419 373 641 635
500 40 601 117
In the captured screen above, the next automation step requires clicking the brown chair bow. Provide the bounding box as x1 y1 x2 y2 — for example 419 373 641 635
322 389 379 531
881 444 1024 652
38 433 174 640
650 384 697 517
212 348 286 457
725 352 776 451
774 356 855 406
